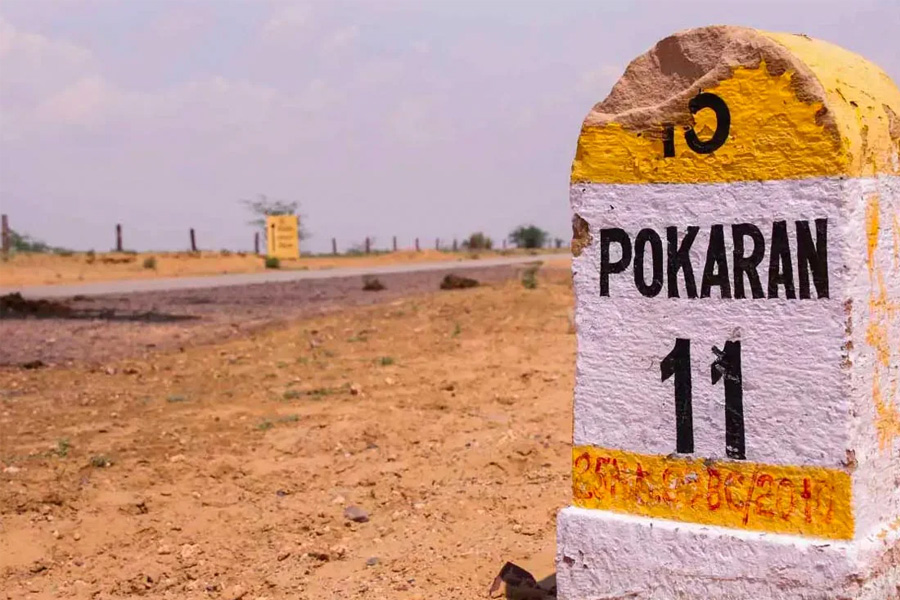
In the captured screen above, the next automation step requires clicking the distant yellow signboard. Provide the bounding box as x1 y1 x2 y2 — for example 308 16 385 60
265 215 299 259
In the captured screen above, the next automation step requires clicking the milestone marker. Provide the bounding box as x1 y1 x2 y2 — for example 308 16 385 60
558 26 900 600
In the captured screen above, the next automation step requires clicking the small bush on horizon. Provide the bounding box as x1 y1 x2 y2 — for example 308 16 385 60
143 256 157 270
509 225 549 249
265 256 281 269
7 228 72 254
462 232 493 251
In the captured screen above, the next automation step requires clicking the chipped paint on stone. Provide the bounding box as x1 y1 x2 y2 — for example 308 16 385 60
571 214 592 257
572 28 900 185
766 32 900 177
574 64 846 184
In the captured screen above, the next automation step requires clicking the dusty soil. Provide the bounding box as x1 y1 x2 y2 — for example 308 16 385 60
0 265 535 368
0 265 574 599
0 249 559 288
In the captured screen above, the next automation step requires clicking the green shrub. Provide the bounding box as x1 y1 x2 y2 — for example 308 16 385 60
8 229 50 252
90 455 112 468
522 264 540 289
463 232 493 250
265 256 281 269
54 438 71 458
509 225 549 249
379 356 395 366
143 256 157 269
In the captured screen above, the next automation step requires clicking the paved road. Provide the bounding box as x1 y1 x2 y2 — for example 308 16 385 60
1 254 564 299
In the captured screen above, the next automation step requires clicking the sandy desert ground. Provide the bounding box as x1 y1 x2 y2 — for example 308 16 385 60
0 262 573 599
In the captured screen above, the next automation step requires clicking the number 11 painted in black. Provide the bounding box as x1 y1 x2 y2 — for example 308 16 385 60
661 338 746 460
660 338 693 454
712 341 745 460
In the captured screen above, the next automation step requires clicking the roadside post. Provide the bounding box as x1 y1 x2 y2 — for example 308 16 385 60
1 214 9 257
558 26 900 599
265 215 300 260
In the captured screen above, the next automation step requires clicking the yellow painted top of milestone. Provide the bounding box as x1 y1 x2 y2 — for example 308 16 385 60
572 26 900 184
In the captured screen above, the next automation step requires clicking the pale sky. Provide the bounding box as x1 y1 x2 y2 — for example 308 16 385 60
1 0 898 254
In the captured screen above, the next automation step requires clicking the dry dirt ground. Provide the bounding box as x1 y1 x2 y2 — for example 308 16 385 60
0 264 574 599
0 265 532 368
0 250 559 288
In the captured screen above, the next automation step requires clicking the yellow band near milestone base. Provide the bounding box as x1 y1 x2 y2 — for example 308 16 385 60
572 446 853 540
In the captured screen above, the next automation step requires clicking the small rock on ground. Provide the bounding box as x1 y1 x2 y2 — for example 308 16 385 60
343 505 369 523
